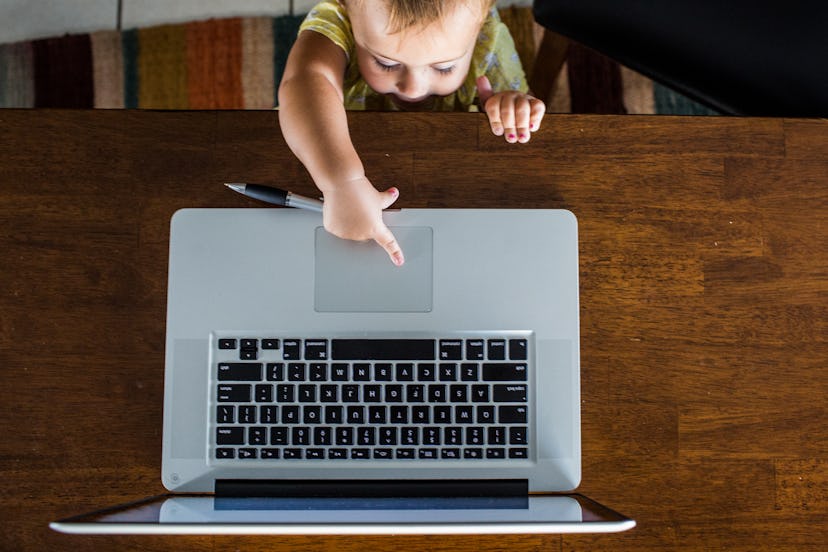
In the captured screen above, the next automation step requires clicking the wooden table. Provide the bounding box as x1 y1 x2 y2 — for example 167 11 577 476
0 110 826 551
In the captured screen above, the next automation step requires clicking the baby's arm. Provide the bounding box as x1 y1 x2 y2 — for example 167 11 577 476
278 31 404 265
477 76 546 144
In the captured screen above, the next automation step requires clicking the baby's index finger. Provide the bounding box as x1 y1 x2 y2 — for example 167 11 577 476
374 223 405 266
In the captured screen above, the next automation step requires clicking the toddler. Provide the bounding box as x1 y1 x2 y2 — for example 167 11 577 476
279 0 546 265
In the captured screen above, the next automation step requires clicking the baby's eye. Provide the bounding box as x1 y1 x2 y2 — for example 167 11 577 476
373 57 399 72
434 65 456 75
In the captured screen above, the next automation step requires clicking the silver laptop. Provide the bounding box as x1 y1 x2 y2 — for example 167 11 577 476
51 208 634 534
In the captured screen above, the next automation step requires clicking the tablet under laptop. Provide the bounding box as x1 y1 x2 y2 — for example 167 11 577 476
51 208 635 535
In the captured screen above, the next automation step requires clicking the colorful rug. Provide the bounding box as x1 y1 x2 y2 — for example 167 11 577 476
0 8 717 114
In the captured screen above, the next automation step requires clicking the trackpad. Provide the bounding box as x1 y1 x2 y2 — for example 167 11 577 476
314 226 433 313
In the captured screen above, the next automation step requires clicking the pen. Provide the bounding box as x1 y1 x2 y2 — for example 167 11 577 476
225 183 324 213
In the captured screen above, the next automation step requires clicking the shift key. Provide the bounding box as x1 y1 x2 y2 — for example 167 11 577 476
493 384 527 402
482 363 527 381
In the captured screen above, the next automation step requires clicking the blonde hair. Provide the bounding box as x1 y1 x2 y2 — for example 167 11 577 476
348 0 495 33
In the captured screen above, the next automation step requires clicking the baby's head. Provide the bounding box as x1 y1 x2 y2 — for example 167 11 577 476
344 0 495 106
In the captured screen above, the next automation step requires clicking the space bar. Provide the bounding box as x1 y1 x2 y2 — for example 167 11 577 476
332 339 436 360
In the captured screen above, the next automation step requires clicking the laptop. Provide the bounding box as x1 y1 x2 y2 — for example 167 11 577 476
51 207 635 534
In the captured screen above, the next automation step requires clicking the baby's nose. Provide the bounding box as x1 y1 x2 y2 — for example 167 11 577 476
396 69 428 99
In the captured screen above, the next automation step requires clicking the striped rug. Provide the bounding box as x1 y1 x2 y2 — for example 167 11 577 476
0 9 716 114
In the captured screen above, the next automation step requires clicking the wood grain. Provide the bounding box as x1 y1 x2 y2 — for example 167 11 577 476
0 110 826 551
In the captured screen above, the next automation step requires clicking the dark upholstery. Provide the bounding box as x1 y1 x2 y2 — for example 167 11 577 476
532 0 828 117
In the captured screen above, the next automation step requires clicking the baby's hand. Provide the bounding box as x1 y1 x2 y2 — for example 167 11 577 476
322 176 404 266
476 75 545 143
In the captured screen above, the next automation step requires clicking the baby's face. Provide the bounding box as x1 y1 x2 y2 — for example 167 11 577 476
347 0 484 107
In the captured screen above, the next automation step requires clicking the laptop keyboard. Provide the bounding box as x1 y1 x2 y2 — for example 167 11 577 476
211 333 531 462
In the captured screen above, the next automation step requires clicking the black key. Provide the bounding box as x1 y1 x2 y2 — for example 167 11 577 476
471 385 489 402
466 427 484 446
418 363 436 381
423 427 441 445
218 362 263 382
477 405 496 424
434 406 451 424
487 339 506 360
464 448 484 459
374 449 393 459
262 339 280 350
303 405 322 424
292 427 310 445
493 384 527 402
314 427 332 445
238 405 256 423
509 448 529 459
329 449 348 459
240 339 258 350
510 427 528 445
509 339 528 360
320 384 338 402
357 427 375 445
407 384 424 402
347 406 365 424
401 427 419 445
336 427 354 445
499 406 528 424
461 363 480 381
249 427 266 445
369 406 387 424
466 340 484 360
218 339 237 350
455 405 474 424
375 363 393 381
304 339 328 360
240 349 258 361
352 363 371 381
396 363 415 381
309 363 327 381
270 427 288 445
419 448 438 459
486 448 506 459
255 384 273 402
441 448 461 459
390 405 408 423
276 384 295 402
217 405 235 423
439 340 463 361
325 405 343 424
342 385 360 402
439 363 458 381
306 449 325 459
260 405 278 424
332 339 435 360
261 448 280 459
488 427 506 445
450 384 468 402
288 363 306 381
283 339 301 360
331 363 348 381
216 448 235 459
216 427 244 445
386 385 404 403
483 363 528 382
283 448 302 459
238 448 257 459
444 427 462 445
412 406 430 424
351 449 370 459
379 427 397 445
428 384 446 402
266 363 284 381
217 384 250 402
396 448 415 459
364 385 382 402
282 405 300 423
298 384 316 402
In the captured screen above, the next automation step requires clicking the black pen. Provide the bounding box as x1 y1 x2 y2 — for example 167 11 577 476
225 183 323 213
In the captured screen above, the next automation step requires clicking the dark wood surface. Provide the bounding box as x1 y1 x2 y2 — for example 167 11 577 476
0 109 826 551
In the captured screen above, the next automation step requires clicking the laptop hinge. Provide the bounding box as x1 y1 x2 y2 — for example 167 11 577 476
215 479 528 498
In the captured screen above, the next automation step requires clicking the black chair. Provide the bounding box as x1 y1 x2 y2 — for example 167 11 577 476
532 0 828 117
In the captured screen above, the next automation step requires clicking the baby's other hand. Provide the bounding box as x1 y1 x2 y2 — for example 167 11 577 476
322 177 404 266
476 75 545 143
